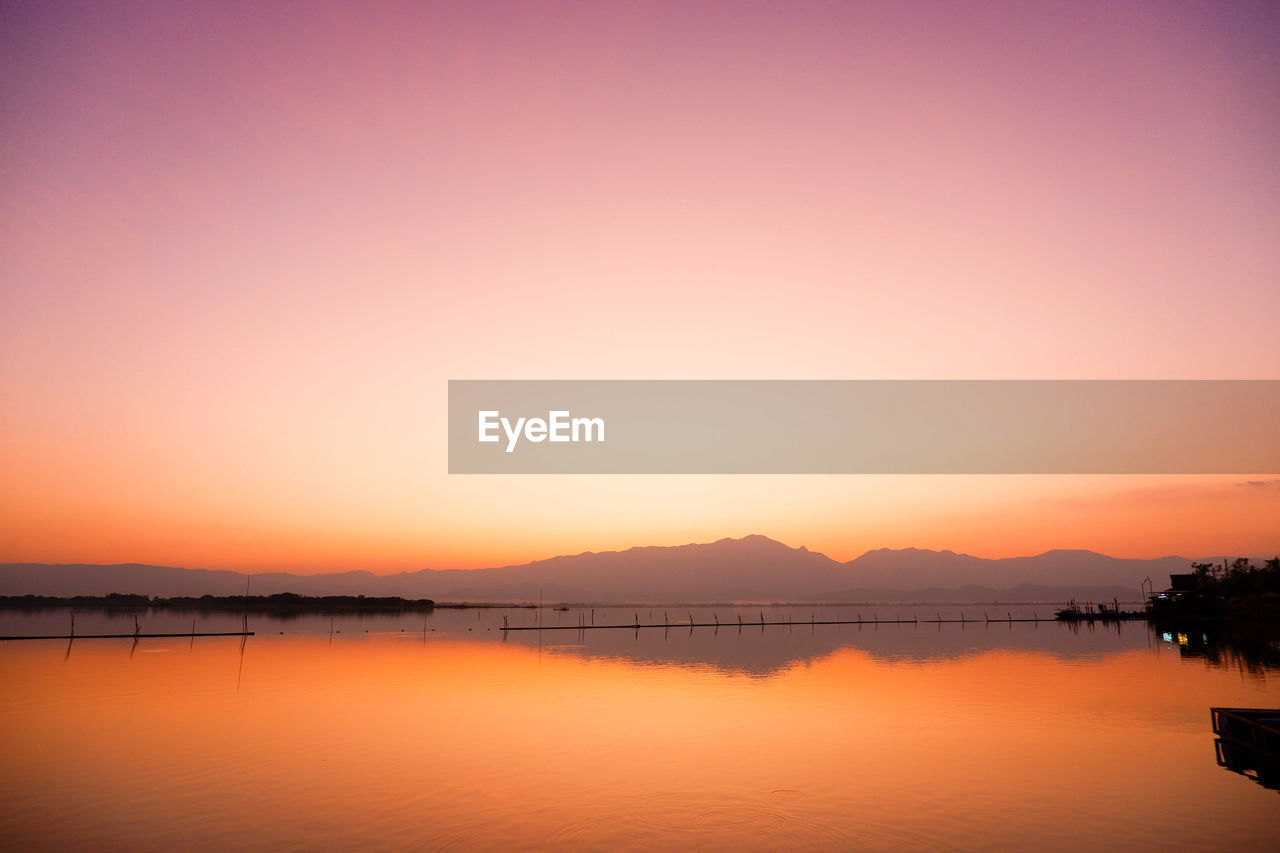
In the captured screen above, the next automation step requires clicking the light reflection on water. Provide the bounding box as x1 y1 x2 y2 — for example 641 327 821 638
1 607 1278 850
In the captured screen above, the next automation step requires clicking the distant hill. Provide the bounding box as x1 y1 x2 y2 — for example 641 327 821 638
0 535 1235 602
838 547 1192 592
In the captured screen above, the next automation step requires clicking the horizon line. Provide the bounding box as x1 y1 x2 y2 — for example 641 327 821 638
4 533 1275 577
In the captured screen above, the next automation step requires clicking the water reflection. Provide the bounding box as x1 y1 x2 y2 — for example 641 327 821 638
7 604 1280 680
503 620 1155 677
1154 620 1280 676
3 610 1280 850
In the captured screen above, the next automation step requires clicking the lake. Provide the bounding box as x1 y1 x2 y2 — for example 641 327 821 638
2 605 1277 850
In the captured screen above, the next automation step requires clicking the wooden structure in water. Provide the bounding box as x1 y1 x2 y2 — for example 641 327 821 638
1052 600 1146 623
0 612 254 641
500 610 1059 632
0 631 254 641
1212 707 1280 792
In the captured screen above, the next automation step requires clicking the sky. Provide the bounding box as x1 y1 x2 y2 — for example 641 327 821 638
2 1 1278 572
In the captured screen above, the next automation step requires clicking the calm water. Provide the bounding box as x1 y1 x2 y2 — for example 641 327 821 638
2 606 1278 850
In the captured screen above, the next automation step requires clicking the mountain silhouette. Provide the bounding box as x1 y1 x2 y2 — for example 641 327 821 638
0 535 1215 602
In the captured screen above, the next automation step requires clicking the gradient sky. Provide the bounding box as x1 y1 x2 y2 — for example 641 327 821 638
2 1 1278 572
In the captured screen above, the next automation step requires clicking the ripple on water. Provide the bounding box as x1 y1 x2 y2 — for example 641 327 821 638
548 790 788 848
628 791 786 831
549 789 974 851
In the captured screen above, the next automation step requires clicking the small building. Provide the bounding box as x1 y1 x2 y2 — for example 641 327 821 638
1148 573 1198 605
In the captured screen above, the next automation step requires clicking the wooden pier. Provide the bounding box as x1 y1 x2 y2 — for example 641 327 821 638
0 631 255 641
0 611 254 642
499 611 1063 632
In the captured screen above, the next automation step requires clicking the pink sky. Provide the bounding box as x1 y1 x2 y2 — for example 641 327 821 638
2 2 1277 571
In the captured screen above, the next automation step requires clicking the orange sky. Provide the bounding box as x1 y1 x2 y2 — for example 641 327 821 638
2 3 1278 572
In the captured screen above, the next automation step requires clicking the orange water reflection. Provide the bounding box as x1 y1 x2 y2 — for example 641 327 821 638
2 633 1278 850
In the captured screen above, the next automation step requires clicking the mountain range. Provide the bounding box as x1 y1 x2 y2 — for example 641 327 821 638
0 535 1231 603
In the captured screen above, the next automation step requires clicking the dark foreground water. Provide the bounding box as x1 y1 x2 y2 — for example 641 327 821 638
2 605 1278 850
